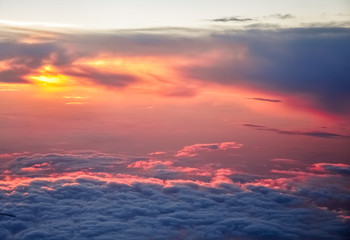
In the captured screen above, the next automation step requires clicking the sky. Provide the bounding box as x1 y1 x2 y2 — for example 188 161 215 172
0 1 350 239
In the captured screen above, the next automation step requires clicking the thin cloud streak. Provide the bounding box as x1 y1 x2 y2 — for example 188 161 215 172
247 97 282 103
210 16 253 22
243 123 350 139
266 14 295 19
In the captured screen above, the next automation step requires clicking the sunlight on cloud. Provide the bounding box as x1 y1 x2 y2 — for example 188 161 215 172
28 65 68 88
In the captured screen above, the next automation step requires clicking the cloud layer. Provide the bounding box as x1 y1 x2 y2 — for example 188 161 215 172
1 148 349 240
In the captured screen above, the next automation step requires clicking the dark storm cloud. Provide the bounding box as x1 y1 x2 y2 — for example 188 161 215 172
247 97 282 103
210 17 253 22
243 123 350 139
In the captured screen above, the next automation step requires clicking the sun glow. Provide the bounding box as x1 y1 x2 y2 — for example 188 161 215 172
28 65 68 86
30 74 67 84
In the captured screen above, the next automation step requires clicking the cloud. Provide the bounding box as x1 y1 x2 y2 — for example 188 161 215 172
247 97 282 103
310 163 350 175
210 17 253 22
0 40 71 83
182 27 350 114
63 66 138 88
4 152 126 177
0 69 29 83
127 159 173 170
176 142 243 157
1 153 349 240
1 27 349 114
243 123 350 139
258 164 350 213
302 21 350 28
0 152 29 160
244 23 280 29
267 14 295 19
148 151 166 156
1 178 345 240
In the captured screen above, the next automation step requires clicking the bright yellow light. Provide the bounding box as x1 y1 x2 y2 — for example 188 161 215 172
43 65 53 71
28 65 68 86
25 65 71 93
29 74 67 84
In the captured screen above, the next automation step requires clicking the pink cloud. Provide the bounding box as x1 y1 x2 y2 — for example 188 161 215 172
21 162 51 172
176 142 243 157
147 151 166 156
270 169 322 176
309 163 350 175
0 168 237 192
127 159 199 174
245 178 297 191
0 152 29 159
211 168 235 185
127 159 173 170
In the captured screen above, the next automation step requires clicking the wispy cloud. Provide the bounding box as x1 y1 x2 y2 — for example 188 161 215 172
210 16 253 22
243 123 350 139
247 97 282 103
266 14 295 19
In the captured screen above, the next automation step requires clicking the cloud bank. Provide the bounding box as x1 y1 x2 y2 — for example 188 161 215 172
0 148 349 240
